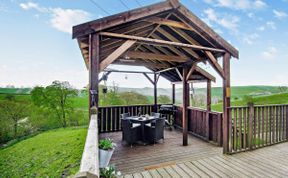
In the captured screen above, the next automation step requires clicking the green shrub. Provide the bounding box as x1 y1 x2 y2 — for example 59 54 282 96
100 165 120 178
99 138 114 150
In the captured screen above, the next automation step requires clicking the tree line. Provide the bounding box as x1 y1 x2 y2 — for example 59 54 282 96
0 81 171 144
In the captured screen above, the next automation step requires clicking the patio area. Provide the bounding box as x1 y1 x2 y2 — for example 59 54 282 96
100 129 222 175
121 141 288 178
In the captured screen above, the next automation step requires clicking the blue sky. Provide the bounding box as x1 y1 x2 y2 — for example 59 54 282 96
0 0 287 89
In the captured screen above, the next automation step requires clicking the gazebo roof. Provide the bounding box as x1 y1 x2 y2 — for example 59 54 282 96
73 0 238 81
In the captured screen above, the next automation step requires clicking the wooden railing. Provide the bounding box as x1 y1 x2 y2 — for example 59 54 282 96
228 104 288 153
174 106 223 146
98 104 173 133
75 114 99 178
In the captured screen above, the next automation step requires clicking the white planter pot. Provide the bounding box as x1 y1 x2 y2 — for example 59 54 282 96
99 148 114 168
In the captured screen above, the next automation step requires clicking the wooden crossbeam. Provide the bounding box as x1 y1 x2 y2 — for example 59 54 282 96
143 17 192 31
143 73 155 85
99 40 136 71
125 51 188 62
195 66 216 82
114 60 169 68
205 51 225 79
156 27 201 60
186 64 197 81
100 32 226 53
175 68 183 81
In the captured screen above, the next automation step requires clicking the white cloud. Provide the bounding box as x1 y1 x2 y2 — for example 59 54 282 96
50 8 90 34
19 2 90 34
203 0 267 10
204 8 239 33
243 33 259 45
20 2 47 12
262 47 277 60
266 21 276 30
257 26 265 31
273 10 288 19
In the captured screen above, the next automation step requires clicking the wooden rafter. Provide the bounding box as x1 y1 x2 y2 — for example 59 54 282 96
143 73 154 85
124 51 188 62
114 60 169 68
186 64 197 81
176 6 239 58
134 13 172 52
175 68 183 81
72 1 174 39
194 66 216 82
205 51 225 79
100 32 226 53
99 40 136 71
143 17 192 31
139 45 174 65
156 27 201 60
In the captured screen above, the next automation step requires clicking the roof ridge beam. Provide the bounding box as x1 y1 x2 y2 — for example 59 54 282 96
72 1 174 39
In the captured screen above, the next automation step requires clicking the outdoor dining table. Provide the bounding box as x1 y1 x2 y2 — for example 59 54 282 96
127 115 156 143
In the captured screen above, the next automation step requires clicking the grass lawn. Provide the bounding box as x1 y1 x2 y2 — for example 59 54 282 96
0 127 87 178
212 93 288 112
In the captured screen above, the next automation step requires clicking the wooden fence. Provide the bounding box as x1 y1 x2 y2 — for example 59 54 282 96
98 104 173 133
174 106 223 146
228 104 288 153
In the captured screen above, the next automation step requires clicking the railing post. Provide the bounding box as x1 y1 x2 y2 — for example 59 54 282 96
206 111 210 141
248 103 254 150
286 106 288 140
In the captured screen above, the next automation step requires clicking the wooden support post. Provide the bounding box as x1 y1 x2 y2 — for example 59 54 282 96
182 67 189 146
206 80 212 140
207 80 211 111
154 73 158 112
223 53 231 154
172 83 175 104
248 103 254 150
89 33 100 116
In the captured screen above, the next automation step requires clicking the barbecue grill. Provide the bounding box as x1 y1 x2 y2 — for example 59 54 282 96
159 104 177 130
159 104 177 115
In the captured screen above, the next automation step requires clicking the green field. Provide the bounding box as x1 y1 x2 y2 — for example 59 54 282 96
0 127 87 177
212 93 288 112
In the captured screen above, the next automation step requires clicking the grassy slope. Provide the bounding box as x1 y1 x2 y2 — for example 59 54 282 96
212 93 288 112
0 128 87 178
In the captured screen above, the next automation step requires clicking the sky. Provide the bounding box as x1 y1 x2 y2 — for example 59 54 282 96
0 0 287 89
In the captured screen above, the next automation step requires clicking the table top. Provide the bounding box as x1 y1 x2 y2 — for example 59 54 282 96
127 116 156 123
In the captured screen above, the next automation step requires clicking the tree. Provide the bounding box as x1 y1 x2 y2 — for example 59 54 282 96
0 100 27 138
4 94 15 101
158 95 171 104
100 82 125 106
31 81 77 127
120 92 149 105
279 86 288 93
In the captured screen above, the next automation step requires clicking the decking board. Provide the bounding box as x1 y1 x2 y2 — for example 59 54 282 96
101 130 288 177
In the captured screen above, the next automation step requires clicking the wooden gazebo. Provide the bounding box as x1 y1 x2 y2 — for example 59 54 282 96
73 1 239 174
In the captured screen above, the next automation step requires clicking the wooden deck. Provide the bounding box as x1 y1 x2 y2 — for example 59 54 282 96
100 129 222 175
101 129 288 177
121 143 288 178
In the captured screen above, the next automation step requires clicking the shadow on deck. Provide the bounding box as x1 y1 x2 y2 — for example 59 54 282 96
100 129 222 175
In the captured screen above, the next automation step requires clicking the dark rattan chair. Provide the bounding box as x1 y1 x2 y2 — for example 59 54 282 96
121 119 141 146
144 117 165 144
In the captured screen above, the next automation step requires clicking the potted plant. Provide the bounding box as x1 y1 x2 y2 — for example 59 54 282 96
99 138 116 168
100 165 121 178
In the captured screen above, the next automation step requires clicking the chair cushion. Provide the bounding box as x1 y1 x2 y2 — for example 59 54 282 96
132 123 141 128
145 123 152 127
